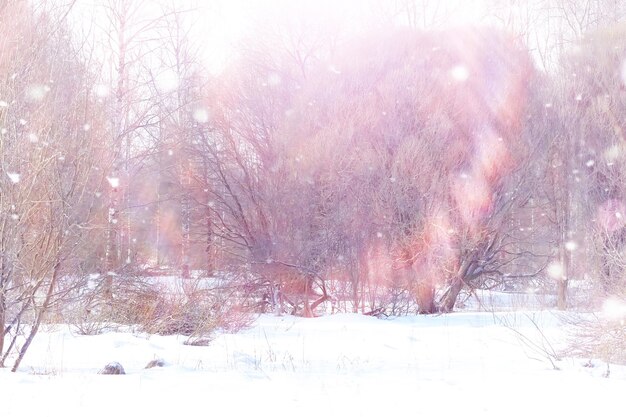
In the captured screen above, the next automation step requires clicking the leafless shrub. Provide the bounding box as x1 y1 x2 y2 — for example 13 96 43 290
563 311 626 367
497 313 562 370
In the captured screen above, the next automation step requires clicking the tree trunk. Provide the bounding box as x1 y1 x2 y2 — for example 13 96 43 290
557 279 568 310
0 288 5 366
0 254 8 365
11 260 61 372
416 278 436 314
440 276 464 313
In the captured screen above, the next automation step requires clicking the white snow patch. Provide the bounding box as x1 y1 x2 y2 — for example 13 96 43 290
1 312 624 417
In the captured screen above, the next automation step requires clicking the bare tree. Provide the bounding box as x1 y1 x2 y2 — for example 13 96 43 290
0 1 107 370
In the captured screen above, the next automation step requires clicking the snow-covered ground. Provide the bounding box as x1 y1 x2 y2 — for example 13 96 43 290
1 311 625 416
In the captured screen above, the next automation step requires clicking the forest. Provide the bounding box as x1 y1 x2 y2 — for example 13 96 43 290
2 0 626 371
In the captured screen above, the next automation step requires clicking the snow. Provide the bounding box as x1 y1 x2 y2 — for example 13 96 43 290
602 298 626 320
6 172 20 184
1 311 625 416
106 176 120 188
547 262 564 279
192 107 209 123
93 84 109 98
26 84 49 101
450 65 469 82
154 69 179 92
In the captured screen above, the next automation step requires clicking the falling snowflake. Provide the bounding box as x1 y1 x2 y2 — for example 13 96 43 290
585 159 595 167
450 65 469 82
93 84 109 97
547 262 564 280
83 123 91 131
27 84 48 101
604 144 621 161
0 100 8 107
7 172 20 183
603 297 626 320
106 177 120 188
19 119 27 126
155 69 179 92
327 65 341 75
267 72 281 86
565 241 578 251
193 108 209 123
10 214 19 221
28 133 38 143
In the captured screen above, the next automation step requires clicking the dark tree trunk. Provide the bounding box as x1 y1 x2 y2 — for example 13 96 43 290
440 276 464 313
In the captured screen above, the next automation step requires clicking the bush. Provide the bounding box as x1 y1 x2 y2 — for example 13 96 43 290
66 273 254 339
565 308 626 366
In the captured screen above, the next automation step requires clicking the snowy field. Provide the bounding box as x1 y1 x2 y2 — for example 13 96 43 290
2 311 625 417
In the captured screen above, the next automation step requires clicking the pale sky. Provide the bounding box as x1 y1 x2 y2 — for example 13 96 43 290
65 0 515 75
